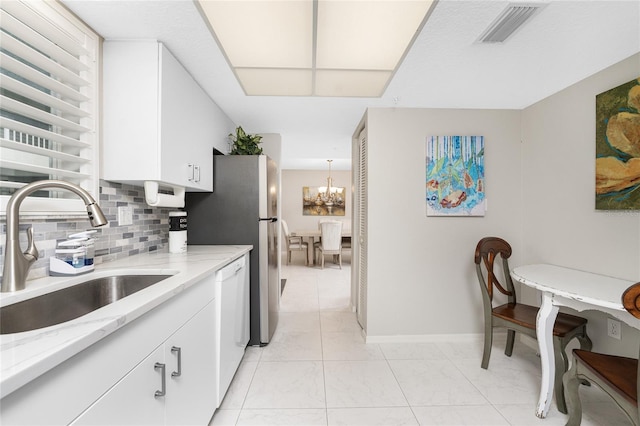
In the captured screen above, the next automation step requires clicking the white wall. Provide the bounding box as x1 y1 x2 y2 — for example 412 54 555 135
281 169 352 234
361 54 640 351
365 108 523 339
521 53 640 355
260 133 282 167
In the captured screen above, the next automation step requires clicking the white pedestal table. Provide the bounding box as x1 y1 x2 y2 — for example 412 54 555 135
511 264 638 418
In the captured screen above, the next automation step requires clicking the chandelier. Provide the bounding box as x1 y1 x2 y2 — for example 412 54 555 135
318 159 339 206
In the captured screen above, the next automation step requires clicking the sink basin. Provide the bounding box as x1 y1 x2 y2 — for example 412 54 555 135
1 274 172 335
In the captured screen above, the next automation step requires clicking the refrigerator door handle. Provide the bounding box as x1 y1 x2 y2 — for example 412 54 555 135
258 217 278 223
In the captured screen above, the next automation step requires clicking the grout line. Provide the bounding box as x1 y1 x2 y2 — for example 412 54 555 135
317 264 330 424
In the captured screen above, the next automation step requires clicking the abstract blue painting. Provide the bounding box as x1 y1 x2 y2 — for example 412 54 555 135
426 136 485 216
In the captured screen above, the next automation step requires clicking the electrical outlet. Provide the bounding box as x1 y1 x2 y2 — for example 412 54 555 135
118 206 133 226
607 318 621 340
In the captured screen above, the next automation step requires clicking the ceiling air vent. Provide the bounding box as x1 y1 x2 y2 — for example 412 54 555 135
477 3 545 43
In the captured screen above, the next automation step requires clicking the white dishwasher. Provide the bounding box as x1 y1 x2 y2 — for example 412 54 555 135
215 253 250 407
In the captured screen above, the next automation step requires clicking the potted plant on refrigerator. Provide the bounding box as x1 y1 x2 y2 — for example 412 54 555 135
229 126 263 155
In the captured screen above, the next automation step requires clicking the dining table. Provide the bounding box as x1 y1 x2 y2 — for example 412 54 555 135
511 264 638 418
291 228 351 265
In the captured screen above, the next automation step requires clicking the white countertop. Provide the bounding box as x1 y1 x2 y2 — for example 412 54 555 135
0 245 251 399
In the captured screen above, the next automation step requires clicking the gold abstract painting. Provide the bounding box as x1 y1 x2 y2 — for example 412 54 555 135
596 77 640 210
302 186 345 216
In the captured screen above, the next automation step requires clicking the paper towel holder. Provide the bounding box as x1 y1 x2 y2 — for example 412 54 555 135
144 181 185 208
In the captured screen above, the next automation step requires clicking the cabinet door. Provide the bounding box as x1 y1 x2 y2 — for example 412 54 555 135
165 300 217 425
103 40 161 182
159 44 215 192
71 346 166 426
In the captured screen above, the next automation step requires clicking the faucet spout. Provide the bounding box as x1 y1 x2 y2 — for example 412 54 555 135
2 180 108 292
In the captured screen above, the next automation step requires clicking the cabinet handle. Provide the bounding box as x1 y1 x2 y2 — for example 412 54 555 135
194 165 200 183
171 346 182 377
188 164 194 181
154 362 166 398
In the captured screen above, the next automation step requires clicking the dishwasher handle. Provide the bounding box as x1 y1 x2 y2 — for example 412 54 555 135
217 255 246 281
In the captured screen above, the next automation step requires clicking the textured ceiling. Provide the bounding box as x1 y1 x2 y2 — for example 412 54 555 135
62 0 640 170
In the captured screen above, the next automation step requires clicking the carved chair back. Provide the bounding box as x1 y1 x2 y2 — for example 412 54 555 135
474 237 516 306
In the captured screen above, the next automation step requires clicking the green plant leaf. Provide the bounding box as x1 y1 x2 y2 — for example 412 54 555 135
229 125 263 155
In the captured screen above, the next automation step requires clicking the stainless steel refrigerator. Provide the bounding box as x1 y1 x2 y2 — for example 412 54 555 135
185 154 279 346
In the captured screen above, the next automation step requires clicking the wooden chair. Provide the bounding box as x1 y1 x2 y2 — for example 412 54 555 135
314 220 343 269
282 220 308 265
474 237 592 413
564 282 640 426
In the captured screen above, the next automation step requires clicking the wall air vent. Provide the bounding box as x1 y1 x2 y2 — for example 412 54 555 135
477 3 545 43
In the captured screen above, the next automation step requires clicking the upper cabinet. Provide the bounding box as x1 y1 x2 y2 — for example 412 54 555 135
103 41 234 192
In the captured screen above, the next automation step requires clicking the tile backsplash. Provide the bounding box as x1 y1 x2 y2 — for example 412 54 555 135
0 180 178 281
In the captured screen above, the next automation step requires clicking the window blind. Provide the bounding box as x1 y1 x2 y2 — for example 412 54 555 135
0 0 99 212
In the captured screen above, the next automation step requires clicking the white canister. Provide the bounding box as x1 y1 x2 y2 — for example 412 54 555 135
169 211 187 253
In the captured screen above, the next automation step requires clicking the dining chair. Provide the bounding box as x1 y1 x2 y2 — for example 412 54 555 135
282 220 308 265
563 281 640 426
474 236 592 414
315 220 343 269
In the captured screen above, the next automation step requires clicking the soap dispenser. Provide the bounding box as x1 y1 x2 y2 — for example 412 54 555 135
69 230 97 266
49 230 97 276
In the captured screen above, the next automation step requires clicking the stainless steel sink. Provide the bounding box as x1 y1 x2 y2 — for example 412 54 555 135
1 274 172 335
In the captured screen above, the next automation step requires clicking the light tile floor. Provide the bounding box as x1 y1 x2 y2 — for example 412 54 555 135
209 261 632 426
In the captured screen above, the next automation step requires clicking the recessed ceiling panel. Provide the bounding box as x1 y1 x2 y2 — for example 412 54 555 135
198 0 436 97
315 69 391 97
236 68 313 96
316 0 435 70
198 0 313 68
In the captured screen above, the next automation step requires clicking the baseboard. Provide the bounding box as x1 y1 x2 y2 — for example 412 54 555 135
364 333 486 344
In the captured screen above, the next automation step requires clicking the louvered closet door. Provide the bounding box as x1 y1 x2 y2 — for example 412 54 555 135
354 128 368 331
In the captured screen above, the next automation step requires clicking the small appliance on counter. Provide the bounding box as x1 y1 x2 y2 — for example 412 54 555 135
49 230 96 276
169 211 187 253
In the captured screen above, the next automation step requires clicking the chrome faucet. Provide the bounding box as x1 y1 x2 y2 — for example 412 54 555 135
2 180 108 292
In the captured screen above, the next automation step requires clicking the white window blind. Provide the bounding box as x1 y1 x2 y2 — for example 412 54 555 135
0 0 100 215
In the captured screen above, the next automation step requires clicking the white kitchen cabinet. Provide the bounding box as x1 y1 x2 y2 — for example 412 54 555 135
165 299 217 425
72 300 217 425
71 346 165 426
0 272 218 426
103 40 230 191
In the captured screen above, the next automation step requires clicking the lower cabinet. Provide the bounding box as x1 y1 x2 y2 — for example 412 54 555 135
72 345 165 426
165 300 217 425
0 270 220 426
72 300 217 425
